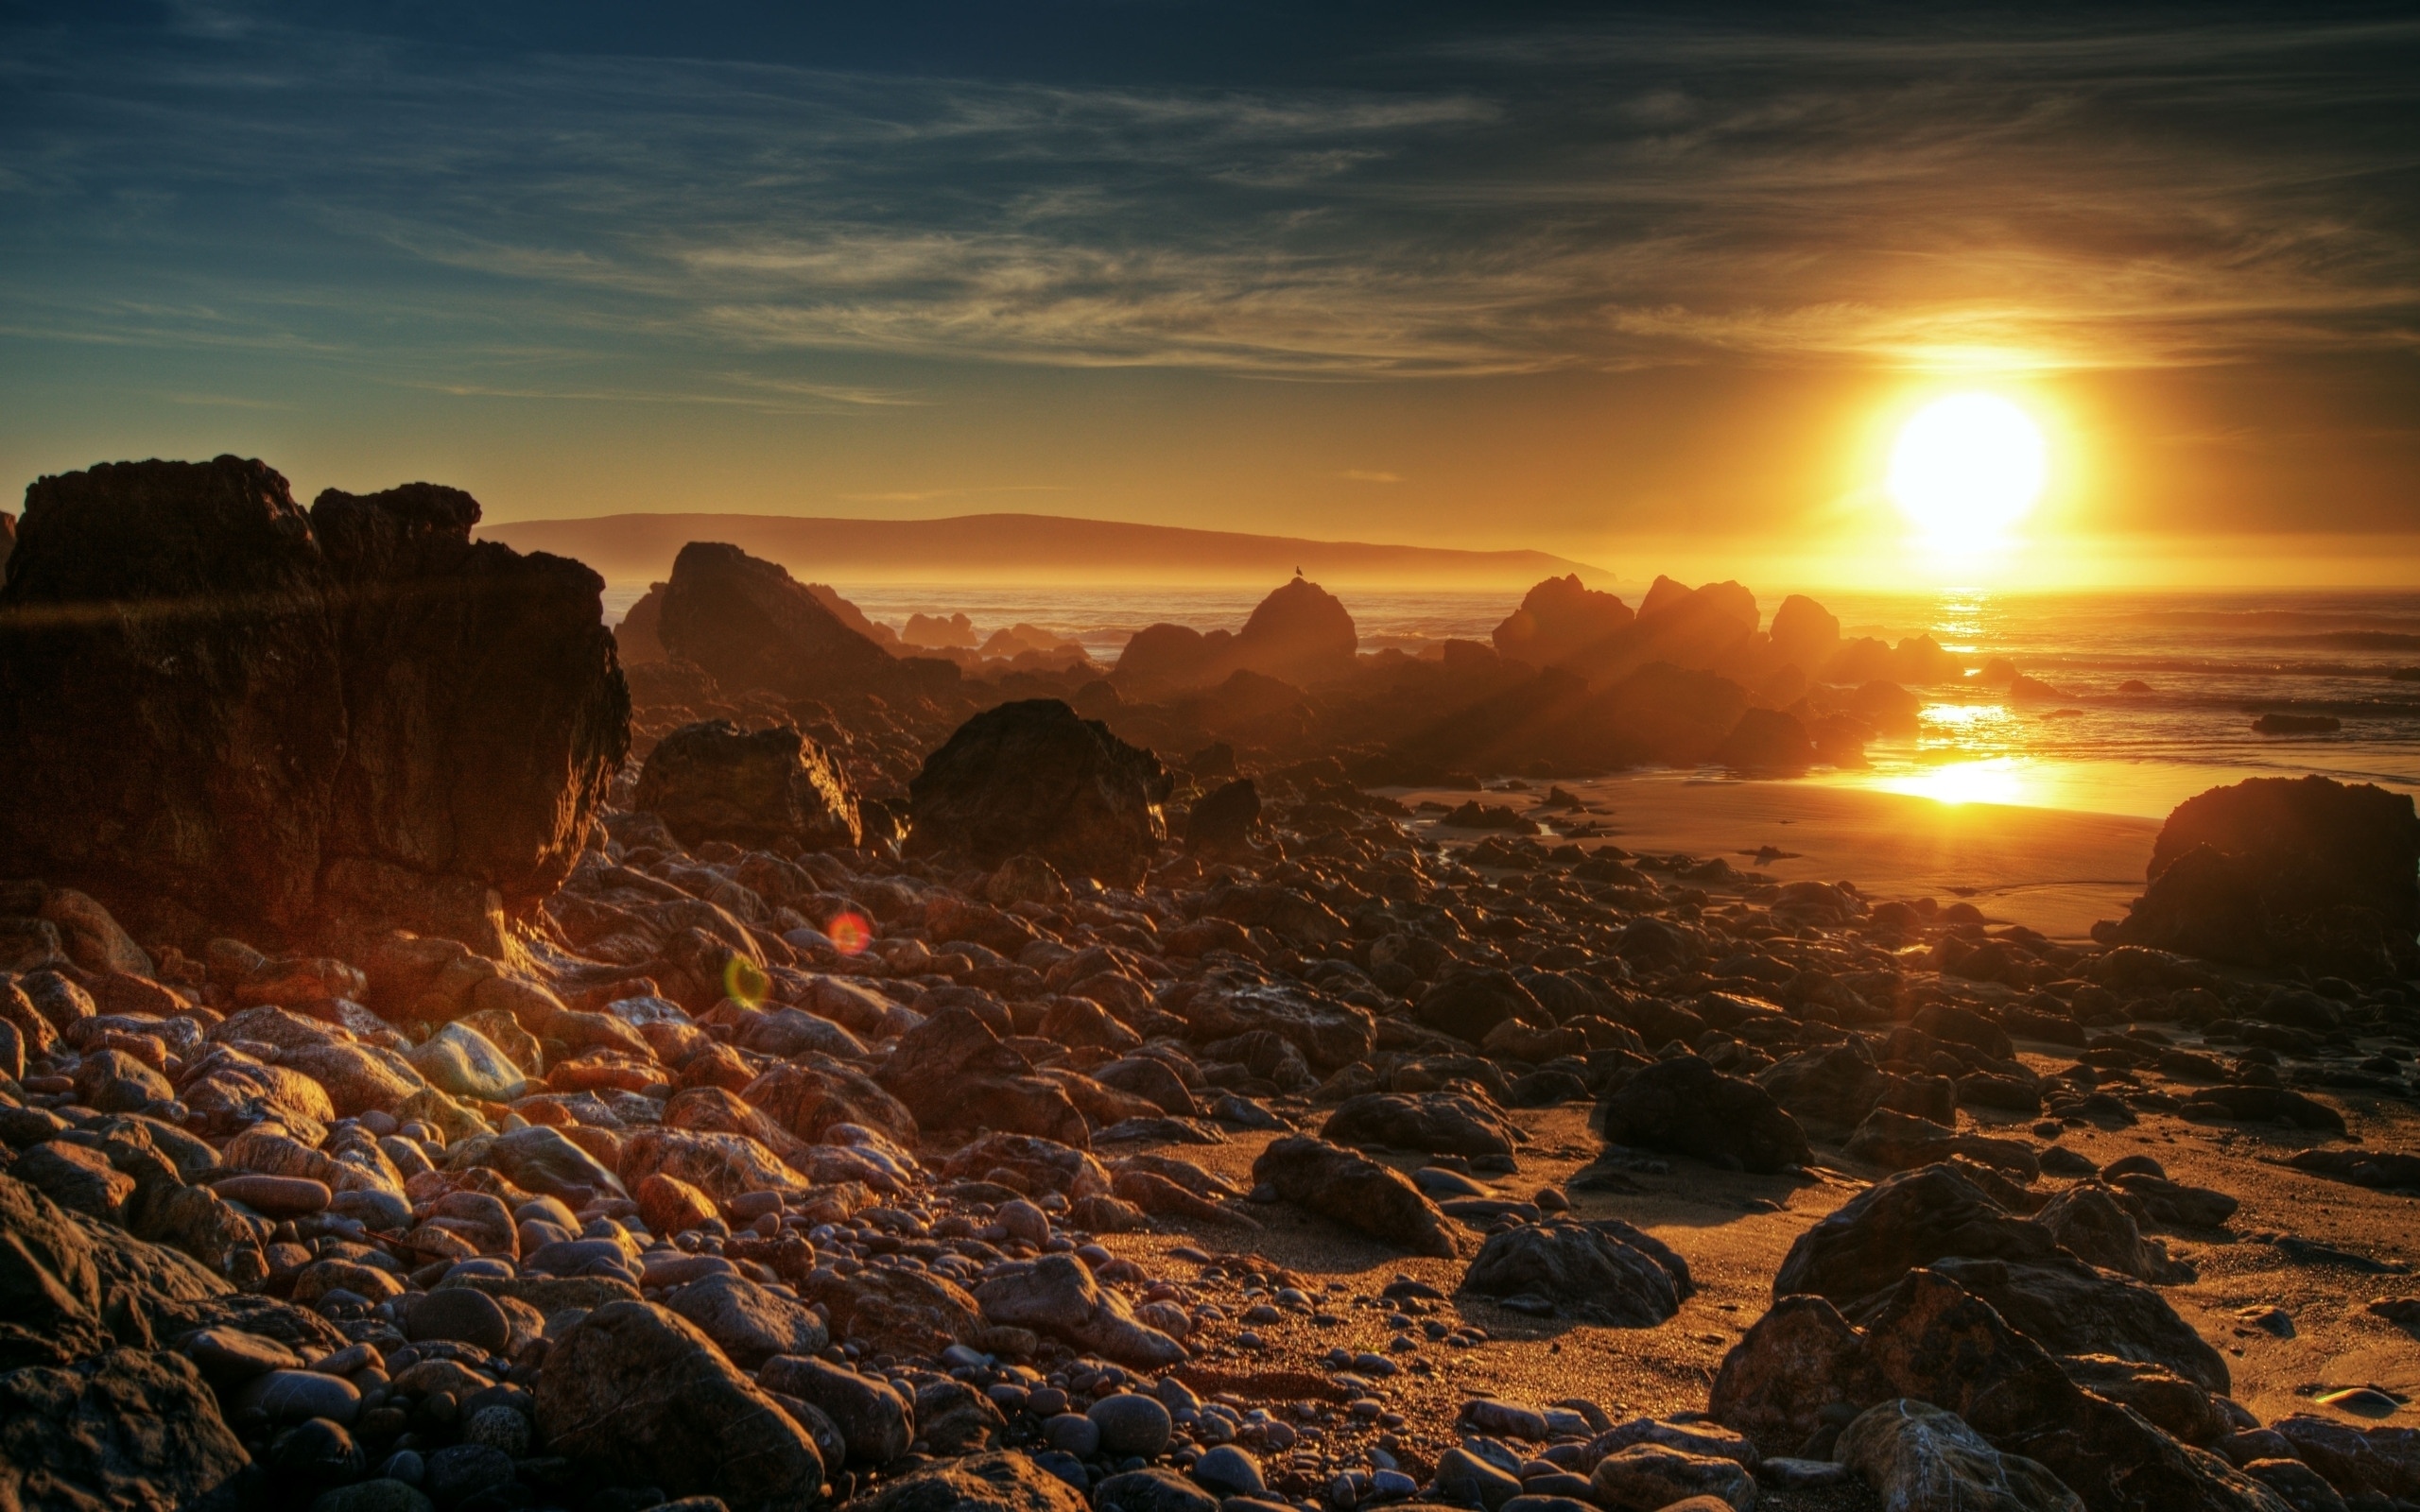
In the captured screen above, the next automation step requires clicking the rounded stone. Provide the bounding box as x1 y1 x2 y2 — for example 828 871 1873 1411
459 1403 532 1456
269 1418 365 1491
234 1369 363 1427
1192 1445 1264 1498
421 1443 515 1507
1088 1392 1174 1458
406 1288 510 1355
310 1481 436 1512
217 1173 333 1217
1044 1413 1101 1458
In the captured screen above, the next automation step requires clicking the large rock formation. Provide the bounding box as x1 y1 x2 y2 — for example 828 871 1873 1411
908 699 1172 885
1493 575 1633 666
614 582 668 662
1114 576 1356 696
658 541 945 702
1556 577 1759 686
632 720 860 851
0 457 629 954
2102 775 2420 977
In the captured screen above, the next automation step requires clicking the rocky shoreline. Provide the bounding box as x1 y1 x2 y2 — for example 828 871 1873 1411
4 457 2420 1512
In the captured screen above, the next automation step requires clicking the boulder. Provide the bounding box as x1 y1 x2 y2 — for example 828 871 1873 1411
534 1299 823 1512
972 1254 1185 1367
1589 1445 1755 1512
1115 578 1356 696
1166 976 1374 1073
656 541 925 702
2104 775 2420 976
2270 1416 2420 1503
1321 1091 1520 1162
5 1171 228 1369
851 1452 1087 1512
0 457 628 953
1717 708 1815 773
1755 1042 1894 1140
663 1272 830 1369
1709 1295 1894 1459
1094 1468 1218 1512
1413 968 1547 1043
1459 1218 1692 1326
1858 1254 2229 1395
0 1348 250 1512
614 581 667 662
1597 1056 1811 1174
1858 1270 2285 1512
803 1267 981 1360
1493 576 1634 667
1844 1108 2041 1179
1184 779 1261 858
1772 1165 2059 1306
908 699 1172 886
2036 1185 2194 1285
1835 1398 2083 1512
1769 594 1842 672
875 1005 1087 1146
633 721 861 851
1252 1136 1469 1258
757 1353 913 1465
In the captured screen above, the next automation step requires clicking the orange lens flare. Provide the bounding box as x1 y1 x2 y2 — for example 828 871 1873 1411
827 910 873 954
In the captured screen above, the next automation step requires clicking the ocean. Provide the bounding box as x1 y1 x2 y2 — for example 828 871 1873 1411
602 582 2420 822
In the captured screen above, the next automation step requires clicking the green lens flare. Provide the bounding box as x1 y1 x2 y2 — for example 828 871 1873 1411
723 954 770 1006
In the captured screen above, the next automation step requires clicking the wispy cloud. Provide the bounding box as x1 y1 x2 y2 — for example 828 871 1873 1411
1340 470 1404 483
1 8 2414 386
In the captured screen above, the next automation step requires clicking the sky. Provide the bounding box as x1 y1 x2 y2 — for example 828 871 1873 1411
2 1 2416 588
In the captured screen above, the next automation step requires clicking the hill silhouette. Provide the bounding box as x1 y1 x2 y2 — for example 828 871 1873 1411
476 511 1603 587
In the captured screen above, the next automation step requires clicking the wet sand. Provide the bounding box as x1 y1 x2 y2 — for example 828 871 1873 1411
1385 776 2162 941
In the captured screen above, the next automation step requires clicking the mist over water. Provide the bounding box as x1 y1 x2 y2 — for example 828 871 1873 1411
604 581 2420 819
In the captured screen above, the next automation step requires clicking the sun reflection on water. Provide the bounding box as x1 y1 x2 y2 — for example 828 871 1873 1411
1867 756 2036 807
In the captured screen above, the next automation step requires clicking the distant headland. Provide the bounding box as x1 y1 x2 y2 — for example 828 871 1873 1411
476 511 1607 588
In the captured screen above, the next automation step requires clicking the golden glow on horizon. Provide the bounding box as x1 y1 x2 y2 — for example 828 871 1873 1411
1887 393 2048 557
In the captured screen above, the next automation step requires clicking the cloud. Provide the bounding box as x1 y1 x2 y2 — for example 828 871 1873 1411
1 9 2414 385
1340 470 1404 483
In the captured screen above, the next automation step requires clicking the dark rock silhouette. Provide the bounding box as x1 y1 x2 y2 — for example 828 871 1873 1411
805 582 902 649
1185 777 1261 857
0 508 13 579
2103 775 2420 976
632 720 861 851
1717 707 1816 772
1493 575 1634 666
904 610 977 649
312 481 632 952
1557 577 1759 687
1460 1217 1692 1326
615 582 668 662
659 541 945 702
0 457 628 954
1114 576 1356 696
1768 593 1841 673
1598 1055 1811 1173
908 698 1172 885
1823 633 1962 686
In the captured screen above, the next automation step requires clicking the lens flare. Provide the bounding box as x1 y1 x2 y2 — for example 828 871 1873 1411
827 910 873 955
722 953 770 1006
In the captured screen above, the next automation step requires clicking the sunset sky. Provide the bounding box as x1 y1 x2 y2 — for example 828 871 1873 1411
4 2 2416 586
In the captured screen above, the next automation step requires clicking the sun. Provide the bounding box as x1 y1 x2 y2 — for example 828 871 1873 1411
1887 393 2047 555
